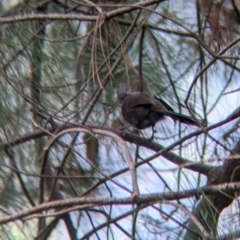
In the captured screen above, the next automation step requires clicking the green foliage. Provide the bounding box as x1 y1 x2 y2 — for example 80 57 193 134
1 0 240 239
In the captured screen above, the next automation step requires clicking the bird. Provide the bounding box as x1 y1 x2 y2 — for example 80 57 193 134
117 83 198 131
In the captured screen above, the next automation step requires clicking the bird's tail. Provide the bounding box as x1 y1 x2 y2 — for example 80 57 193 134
152 107 198 126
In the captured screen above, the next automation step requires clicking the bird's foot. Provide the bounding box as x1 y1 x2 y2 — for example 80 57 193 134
149 127 156 141
149 134 154 142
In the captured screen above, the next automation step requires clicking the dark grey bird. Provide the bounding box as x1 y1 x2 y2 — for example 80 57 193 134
117 83 198 130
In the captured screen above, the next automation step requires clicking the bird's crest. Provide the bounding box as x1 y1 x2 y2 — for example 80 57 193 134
117 83 129 101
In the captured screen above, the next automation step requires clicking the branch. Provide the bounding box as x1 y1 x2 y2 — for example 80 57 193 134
0 122 226 175
1 182 240 225
123 132 214 175
0 0 166 24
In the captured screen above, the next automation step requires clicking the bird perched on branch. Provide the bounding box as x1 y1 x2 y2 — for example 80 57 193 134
117 83 198 131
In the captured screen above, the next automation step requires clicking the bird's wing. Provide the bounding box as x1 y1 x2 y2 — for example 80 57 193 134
121 91 198 126
154 96 175 112
127 93 156 109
